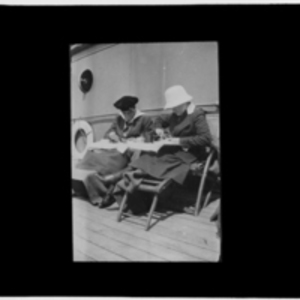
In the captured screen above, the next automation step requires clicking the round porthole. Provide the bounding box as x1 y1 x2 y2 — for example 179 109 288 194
79 69 93 93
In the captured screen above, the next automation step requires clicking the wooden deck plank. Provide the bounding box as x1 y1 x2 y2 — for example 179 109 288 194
73 233 127 261
150 204 218 229
73 198 219 261
73 199 215 254
152 211 217 233
133 211 219 242
75 213 204 262
73 249 96 262
142 219 219 253
74 209 214 261
73 198 219 250
157 217 218 242
171 212 217 226
73 199 219 248
74 217 166 261
73 199 219 243
119 208 218 236
169 211 215 225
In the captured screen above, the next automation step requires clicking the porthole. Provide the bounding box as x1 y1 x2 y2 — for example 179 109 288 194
79 69 93 93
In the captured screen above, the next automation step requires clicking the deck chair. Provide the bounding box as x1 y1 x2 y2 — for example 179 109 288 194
186 144 219 216
198 135 220 214
116 144 218 231
117 176 173 231
117 110 220 229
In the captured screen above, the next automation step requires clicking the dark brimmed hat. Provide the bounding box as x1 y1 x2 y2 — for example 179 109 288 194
114 96 138 111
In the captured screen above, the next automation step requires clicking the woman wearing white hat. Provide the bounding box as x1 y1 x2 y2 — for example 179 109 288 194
114 86 213 214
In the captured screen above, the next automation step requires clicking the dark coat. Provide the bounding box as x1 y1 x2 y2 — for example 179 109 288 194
130 107 213 185
154 107 212 160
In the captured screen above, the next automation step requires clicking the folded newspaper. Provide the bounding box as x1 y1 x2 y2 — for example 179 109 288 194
126 140 166 152
88 139 167 153
87 139 128 153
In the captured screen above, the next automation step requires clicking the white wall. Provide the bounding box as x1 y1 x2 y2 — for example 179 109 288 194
71 44 134 118
71 42 219 142
71 42 219 118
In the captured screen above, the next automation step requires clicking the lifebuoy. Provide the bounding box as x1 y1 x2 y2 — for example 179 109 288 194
72 120 94 160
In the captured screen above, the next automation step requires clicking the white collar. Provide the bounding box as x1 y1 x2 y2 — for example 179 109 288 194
187 102 196 115
119 109 145 123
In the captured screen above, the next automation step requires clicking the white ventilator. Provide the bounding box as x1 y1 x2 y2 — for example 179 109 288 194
72 120 94 160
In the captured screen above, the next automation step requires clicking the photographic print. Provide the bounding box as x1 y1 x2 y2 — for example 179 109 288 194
71 42 221 262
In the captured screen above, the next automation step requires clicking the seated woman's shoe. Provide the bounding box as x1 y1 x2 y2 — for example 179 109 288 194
90 197 103 206
184 206 195 214
123 206 142 216
99 196 116 208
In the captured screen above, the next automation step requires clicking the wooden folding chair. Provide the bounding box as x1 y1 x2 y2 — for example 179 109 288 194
116 145 218 230
117 177 173 231
195 108 220 215
193 145 219 216
196 139 220 215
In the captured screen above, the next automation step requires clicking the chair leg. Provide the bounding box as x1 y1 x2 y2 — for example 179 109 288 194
194 151 214 216
195 175 206 216
145 194 159 231
117 192 128 222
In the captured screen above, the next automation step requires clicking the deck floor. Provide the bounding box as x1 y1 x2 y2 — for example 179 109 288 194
72 195 220 262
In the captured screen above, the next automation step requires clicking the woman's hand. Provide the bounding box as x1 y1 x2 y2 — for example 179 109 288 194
108 131 121 143
155 128 165 139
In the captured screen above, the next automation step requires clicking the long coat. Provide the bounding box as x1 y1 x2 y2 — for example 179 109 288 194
130 107 212 185
75 113 153 202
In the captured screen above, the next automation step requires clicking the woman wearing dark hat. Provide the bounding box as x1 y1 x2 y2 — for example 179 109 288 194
75 96 153 207
114 86 213 214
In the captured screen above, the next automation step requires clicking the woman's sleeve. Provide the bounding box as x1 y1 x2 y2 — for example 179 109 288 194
153 113 172 129
179 111 212 148
103 116 119 139
142 116 155 143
